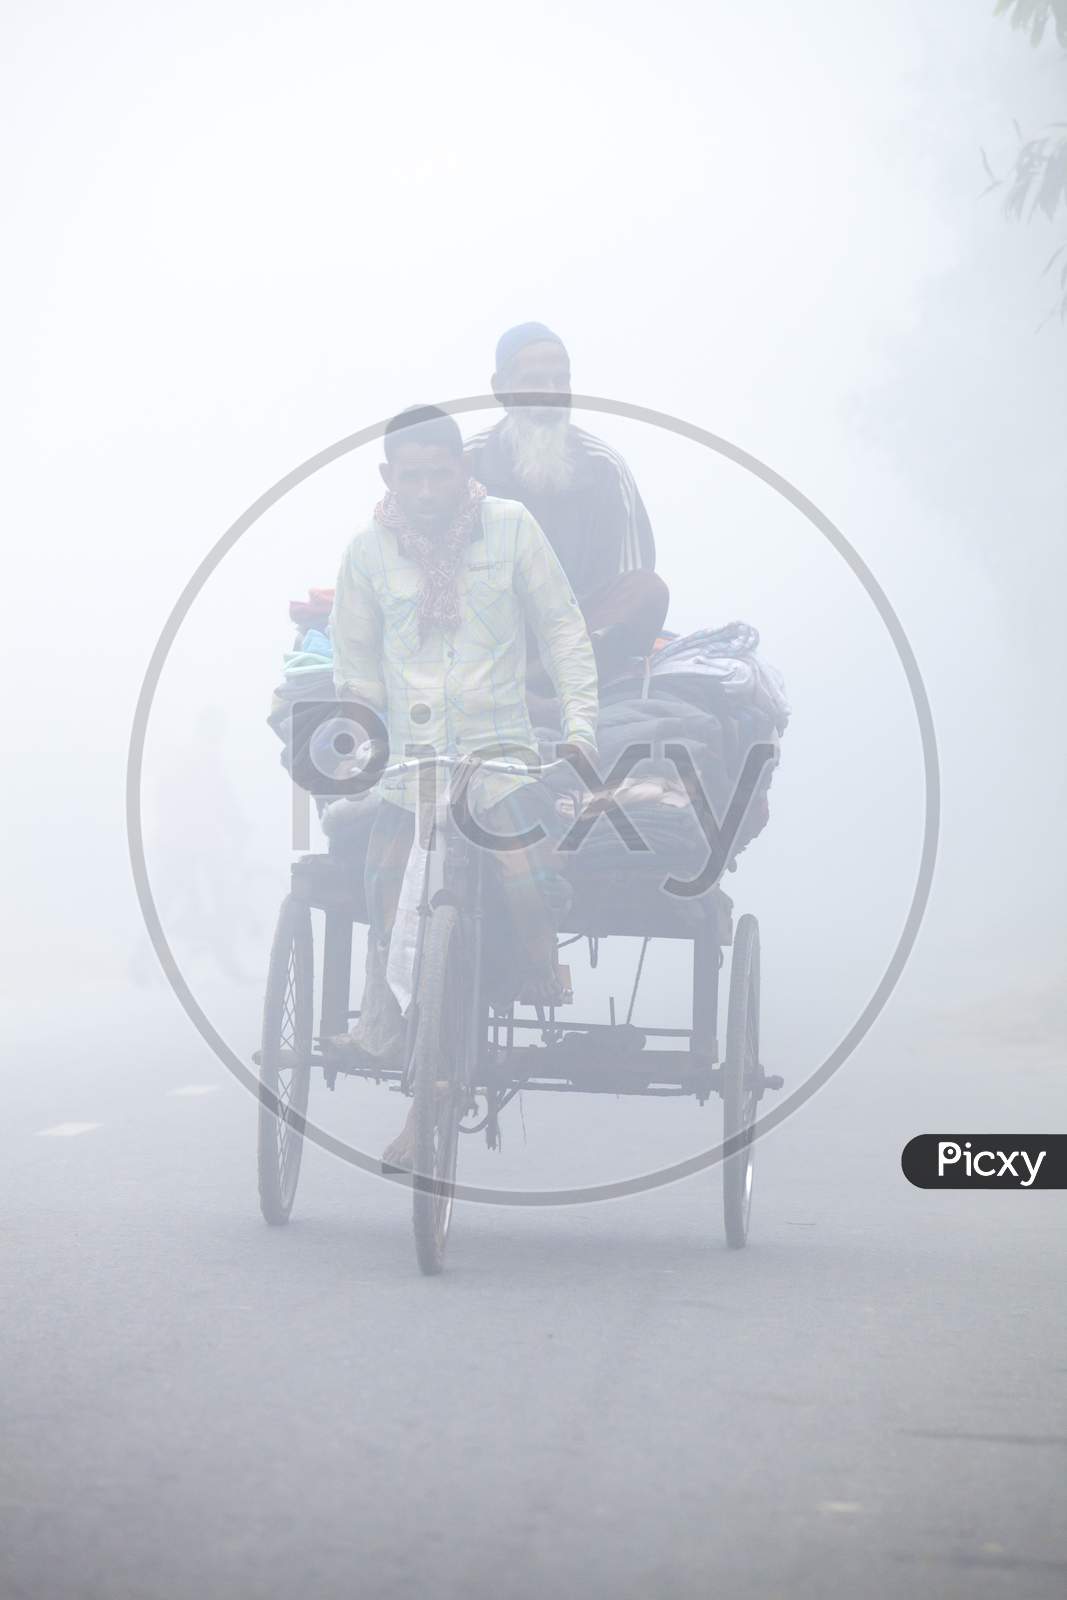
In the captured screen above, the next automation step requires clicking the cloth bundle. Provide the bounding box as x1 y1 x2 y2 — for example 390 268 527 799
537 622 787 925
267 614 383 864
267 621 342 798
288 588 334 633
266 606 787 934
604 621 790 735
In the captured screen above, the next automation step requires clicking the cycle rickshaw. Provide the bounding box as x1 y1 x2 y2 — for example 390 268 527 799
255 753 783 1273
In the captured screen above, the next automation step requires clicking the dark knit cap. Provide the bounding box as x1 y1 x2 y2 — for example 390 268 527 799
494 322 566 375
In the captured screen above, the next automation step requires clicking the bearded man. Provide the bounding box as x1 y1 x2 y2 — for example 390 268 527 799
464 322 669 693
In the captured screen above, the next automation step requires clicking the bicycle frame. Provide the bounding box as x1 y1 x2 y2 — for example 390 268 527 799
394 750 568 1100
399 776 488 1100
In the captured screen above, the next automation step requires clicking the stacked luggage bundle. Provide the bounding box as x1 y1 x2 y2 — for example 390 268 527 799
268 594 789 918
545 623 789 927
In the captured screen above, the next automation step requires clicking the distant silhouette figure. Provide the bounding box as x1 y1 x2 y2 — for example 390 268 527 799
131 707 262 985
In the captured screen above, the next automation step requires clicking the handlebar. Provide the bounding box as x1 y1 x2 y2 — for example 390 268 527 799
374 752 578 781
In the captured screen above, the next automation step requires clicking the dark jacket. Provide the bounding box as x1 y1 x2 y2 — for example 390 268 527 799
464 420 655 602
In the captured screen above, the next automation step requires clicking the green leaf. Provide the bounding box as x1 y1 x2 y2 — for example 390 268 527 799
994 0 1067 49
1035 140 1067 218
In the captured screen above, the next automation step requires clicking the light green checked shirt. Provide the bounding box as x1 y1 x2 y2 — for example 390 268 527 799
331 496 598 809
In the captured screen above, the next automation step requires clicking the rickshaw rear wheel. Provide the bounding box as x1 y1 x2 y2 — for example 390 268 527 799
257 896 314 1225
411 905 467 1276
722 913 760 1249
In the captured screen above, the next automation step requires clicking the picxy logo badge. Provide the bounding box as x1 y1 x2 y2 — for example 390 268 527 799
902 1134 1066 1190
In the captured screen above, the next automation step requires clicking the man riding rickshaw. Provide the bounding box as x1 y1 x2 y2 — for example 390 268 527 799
287 324 675 1163
265 327 787 1253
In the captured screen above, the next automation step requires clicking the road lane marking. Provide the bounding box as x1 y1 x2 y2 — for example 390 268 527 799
167 1084 222 1097
36 1123 100 1138
818 1502 863 1514
903 1429 1067 1447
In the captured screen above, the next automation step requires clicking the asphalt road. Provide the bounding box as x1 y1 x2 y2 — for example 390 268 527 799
3 979 1065 1600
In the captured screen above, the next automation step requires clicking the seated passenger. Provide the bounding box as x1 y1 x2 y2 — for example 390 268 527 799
464 322 670 707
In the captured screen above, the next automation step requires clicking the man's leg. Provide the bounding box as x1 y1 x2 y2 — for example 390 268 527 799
582 569 670 678
355 801 425 1171
526 570 670 714
329 800 414 1065
482 787 572 1006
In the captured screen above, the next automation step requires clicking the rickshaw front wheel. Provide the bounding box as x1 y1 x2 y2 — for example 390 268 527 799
410 905 468 1276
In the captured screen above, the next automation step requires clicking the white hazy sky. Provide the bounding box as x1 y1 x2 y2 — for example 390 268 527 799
3 0 1065 1089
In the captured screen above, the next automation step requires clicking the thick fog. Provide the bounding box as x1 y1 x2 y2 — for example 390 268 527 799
4 0 1064 1154
6 8 1067 1598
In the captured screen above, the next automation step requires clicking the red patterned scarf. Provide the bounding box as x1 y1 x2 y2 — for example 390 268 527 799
375 479 488 640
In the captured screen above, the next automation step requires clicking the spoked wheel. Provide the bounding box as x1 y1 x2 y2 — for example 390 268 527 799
257 896 314 1225
722 913 760 1249
410 905 468 1276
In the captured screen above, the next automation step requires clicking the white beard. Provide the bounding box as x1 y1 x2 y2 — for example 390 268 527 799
502 413 576 493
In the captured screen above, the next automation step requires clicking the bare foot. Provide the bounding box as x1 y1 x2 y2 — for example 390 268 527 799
381 1104 416 1173
519 963 572 1008
323 1033 376 1066
325 1032 404 1071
